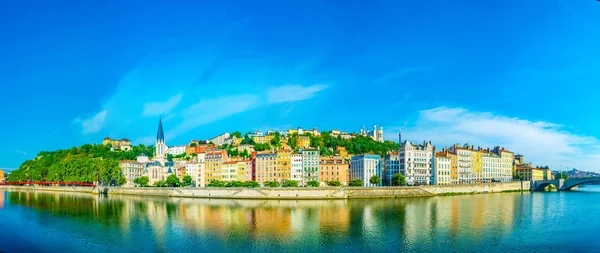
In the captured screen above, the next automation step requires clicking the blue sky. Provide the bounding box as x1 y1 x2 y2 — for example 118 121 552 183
1 0 599 171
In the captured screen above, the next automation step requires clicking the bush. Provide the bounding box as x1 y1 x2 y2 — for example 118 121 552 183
307 180 319 187
135 176 150 187
326 181 342 187
282 180 299 187
263 181 281 187
154 180 167 187
243 181 259 188
369 175 381 186
348 179 363 187
166 174 181 187
207 180 225 187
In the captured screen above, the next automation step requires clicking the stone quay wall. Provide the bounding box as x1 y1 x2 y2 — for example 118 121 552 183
1 181 529 200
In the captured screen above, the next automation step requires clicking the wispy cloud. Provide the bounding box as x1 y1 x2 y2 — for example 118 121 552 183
267 84 328 104
15 150 27 156
142 94 183 117
168 95 261 139
372 66 430 84
74 110 108 134
387 107 600 171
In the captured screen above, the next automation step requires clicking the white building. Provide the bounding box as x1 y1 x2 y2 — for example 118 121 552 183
350 154 382 187
291 154 303 184
168 145 186 156
384 152 400 186
360 125 384 142
137 154 149 163
399 141 433 186
120 160 145 186
208 132 231 145
432 154 451 185
482 151 502 183
301 149 319 186
449 144 474 184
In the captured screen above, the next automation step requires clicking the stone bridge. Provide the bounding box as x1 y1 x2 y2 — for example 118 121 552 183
531 178 600 191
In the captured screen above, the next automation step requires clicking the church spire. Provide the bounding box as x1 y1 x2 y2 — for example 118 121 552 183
157 116 165 142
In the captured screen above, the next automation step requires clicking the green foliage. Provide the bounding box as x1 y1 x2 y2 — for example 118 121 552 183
8 144 155 184
243 181 259 188
288 133 298 150
190 142 197 147
282 180 299 187
166 174 180 187
182 175 193 186
307 180 319 187
555 172 568 180
154 180 167 187
263 181 281 187
167 153 174 162
239 149 250 159
207 180 225 187
232 131 242 138
253 143 271 152
118 175 127 186
370 175 381 186
326 181 342 187
349 179 363 187
135 176 150 187
224 181 245 187
392 173 406 186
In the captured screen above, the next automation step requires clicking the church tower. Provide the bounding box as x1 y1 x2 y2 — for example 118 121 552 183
155 117 167 159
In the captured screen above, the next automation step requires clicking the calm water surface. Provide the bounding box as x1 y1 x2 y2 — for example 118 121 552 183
1 186 600 253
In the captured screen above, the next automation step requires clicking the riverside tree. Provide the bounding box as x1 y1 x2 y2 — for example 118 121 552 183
392 173 406 186
369 175 381 186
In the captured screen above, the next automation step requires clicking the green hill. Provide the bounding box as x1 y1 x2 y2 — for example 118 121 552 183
8 144 155 184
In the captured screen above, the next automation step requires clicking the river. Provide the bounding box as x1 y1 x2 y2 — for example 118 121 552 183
1 186 599 253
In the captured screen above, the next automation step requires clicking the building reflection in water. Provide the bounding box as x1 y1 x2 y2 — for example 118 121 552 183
3 190 524 251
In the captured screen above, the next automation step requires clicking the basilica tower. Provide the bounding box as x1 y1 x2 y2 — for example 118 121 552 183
155 117 167 159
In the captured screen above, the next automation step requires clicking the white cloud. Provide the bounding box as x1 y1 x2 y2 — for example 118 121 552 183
15 150 27 156
168 95 261 139
387 107 600 172
75 110 108 134
142 94 183 117
267 84 327 104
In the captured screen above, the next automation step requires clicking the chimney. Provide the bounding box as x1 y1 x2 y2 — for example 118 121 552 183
471 145 474 150
429 140 432 146
423 140 427 146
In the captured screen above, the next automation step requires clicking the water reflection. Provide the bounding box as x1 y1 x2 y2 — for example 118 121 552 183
2 188 600 252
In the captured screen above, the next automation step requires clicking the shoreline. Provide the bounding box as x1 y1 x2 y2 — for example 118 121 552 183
0 181 530 200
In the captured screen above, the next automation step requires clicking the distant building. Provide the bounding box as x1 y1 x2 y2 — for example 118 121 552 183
297 136 311 149
120 160 145 186
102 137 131 151
515 165 544 181
275 151 292 183
301 149 320 186
222 161 238 182
432 151 451 185
168 145 186 156
137 154 149 163
237 160 252 182
255 152 277 185
360 125 384 142
0 169 5 184
208 133 231 146
350 154 382 187
290 154 303 184
384 152 400 186
399 140 433 186
205 150 227 184
236 144 255 154
319 157 349 185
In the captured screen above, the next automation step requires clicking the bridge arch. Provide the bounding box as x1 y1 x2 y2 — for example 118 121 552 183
534 182 558 191
561 179 600 191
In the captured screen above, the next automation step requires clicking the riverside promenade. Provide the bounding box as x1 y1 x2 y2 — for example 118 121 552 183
1 181 530 200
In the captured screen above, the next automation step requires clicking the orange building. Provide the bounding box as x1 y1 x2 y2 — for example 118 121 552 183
319 157 349 185
0 169 5 184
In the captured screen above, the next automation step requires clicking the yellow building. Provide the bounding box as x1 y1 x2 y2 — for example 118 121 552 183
0 169 5 184
297 136 311 149
222 161 238 182
275 151 292 183
494 147 515 182
436 150 458 184
336 146 348 157
472 148 483 182
237 160 251 181
319 157 349 185
252 135 275 144
543 168 553 180
205 150 227 184
103 137 131 150
515 166 544 181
